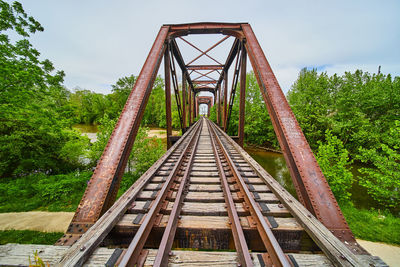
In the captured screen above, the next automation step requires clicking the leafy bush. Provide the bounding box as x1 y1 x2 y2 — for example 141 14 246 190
356 121 400 208
316 130 353 202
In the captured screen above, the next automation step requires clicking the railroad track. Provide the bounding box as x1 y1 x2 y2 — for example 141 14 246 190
0 118 385 266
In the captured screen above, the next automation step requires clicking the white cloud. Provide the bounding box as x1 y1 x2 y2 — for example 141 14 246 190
18 0 400 94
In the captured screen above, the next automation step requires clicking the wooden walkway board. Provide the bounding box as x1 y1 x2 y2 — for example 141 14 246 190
0 244 387 267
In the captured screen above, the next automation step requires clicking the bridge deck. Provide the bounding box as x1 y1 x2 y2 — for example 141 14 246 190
0 118 386 266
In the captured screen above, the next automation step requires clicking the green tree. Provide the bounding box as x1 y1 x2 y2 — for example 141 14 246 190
0 1 87 176
356 121 400 208
316 130 353 202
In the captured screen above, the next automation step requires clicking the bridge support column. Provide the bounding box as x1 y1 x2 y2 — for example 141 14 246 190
238 46 246 147
165 47 172 149
192 91 196 121
223 70 228 131
182 71 187 131
217 84 221 125
188 86 192 125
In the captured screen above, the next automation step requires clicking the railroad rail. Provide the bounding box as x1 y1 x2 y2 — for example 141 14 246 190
0 23 388 266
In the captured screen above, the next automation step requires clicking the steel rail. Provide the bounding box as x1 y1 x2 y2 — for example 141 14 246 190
206 119 253 267
119 120 203 266
207 119 292 267
153 118 203 267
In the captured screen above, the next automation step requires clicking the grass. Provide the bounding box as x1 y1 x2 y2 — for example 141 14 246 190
0 171 92 213
0 230 63 245
341 204 400 245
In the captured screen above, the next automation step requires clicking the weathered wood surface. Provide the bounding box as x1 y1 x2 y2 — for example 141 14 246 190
0 244 114 266
128 201 289 217
1 244 386 267
117 214 301 230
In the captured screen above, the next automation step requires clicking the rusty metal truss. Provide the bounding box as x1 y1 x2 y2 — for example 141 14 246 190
62 22 355 248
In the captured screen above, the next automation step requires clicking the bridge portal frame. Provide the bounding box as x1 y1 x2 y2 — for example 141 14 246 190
62 22 355 247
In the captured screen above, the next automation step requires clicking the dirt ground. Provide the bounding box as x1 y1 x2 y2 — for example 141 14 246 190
147 129 179 139
357 239 400 267
0 212 399 266
0 212 74 233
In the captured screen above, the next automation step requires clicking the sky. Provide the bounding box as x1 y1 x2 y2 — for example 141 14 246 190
17 0 400 95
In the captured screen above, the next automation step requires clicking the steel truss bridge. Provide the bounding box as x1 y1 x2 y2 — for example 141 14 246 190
0 23 387 267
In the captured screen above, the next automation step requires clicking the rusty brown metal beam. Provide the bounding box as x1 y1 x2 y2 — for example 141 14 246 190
167 22 242 32
241 23 354 242
193 80 217 84
223 70 228 130
66 26 170 234
238 46 246 147
188 84 192 125
182 71 187 130
165 46 172 149
217 84 221 125
186 64 224 70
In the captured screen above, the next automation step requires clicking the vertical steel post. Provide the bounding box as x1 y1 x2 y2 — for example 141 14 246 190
165 46 172 149
188 86 192 125
217 85 221 125
238 46 246 147
192 91 196 121
223 70 228 131
182 71 187 131
195 97 199 117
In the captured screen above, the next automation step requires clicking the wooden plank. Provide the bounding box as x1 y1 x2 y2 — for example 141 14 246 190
0 245 386 267
116 214 301 231
0 244 115 266
126 202 289 217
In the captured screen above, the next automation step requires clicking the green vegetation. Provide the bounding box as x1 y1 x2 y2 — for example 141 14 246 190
0 0 88 177
341 204 400 245
0 171 91 212
288 69 400 210
0 230 63 245
316 130 353 202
